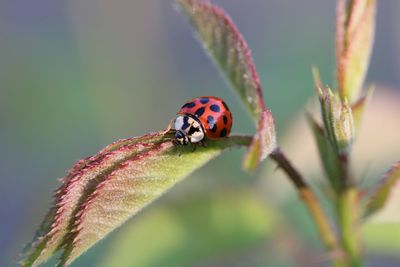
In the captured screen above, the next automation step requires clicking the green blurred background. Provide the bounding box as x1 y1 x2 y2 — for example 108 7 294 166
1 1 399 266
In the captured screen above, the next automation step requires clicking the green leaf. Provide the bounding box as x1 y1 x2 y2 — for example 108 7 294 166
310 67 354 192
364 161 400 219
176 0 265 119
306 114 341 193
336 0 376 102
316 86 355 155
20 133 169 267
176 0 277 170
20 132 252 266
98 189 278 267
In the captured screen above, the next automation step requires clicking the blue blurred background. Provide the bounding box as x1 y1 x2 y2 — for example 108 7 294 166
1 1 399 266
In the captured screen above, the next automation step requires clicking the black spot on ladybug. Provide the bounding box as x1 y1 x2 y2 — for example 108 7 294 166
200 97 209 104
210 104 220 112
223 115 228 125
195 107 205 117
182 116 190 130
207 115 215 128
222 101 230 111
220 128 227 137
182 102 196 109
188 125 200 135
210 124 217 133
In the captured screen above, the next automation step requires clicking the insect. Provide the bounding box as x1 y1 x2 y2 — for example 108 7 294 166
171 96 233 146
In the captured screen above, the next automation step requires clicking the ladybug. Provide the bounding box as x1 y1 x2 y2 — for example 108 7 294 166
172 96 233 146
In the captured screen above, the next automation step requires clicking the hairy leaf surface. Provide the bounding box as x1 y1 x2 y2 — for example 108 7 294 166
21 132 251 266
177 0 265 118
177 0 276 170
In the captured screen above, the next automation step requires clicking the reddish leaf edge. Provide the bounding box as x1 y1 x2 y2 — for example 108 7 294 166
176 0 276 170
58 141 170 266
363 161 400 219
20 131 252 267
20 132 169 266
176 0 266 116
206 1 266 113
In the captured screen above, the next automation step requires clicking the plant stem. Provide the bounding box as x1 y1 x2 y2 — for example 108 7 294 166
337 188 361 267
270 148 346 267
337 154 362 267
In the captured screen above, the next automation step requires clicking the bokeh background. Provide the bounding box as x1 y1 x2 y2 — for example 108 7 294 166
1 0 399 266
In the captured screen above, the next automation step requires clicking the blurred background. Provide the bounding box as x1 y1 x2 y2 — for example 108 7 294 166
1 0 399 266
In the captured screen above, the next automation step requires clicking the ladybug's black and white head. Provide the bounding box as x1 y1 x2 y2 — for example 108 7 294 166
173 115 204 145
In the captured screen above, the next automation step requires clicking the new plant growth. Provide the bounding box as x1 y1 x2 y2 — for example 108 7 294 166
21 0 399 267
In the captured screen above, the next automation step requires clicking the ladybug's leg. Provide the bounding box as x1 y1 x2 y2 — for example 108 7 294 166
191 139 207 152
172 139 179 146
171 139 183 156
191 143 198 152
199 139 207 147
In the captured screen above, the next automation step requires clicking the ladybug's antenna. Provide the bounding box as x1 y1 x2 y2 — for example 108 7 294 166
163 119 175 135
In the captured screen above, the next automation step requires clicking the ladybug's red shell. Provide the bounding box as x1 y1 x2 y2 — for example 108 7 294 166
177 96 232 139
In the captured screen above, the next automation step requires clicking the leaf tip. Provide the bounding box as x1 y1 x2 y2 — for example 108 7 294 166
336 0 377 102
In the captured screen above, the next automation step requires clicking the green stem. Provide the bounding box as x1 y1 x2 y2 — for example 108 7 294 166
337 154 362 267
337 188 361 267
270 148 346 267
